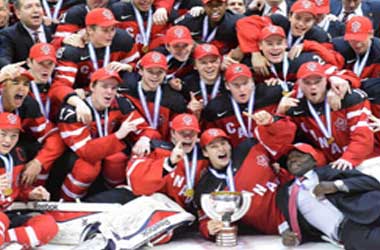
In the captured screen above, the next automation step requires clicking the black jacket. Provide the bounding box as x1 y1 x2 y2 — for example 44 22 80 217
0 22 53 68
276 166 380 244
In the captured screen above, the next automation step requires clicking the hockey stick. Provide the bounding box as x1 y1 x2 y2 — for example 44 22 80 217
7 201 122 212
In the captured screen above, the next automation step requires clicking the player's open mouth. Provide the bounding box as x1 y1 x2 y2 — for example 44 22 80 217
239 94 247 99
294 27 306 34
1 143 11 149
270 51 282 57
31 14 41 21
218 153 228 160
15 94 24 100
211 12 221 18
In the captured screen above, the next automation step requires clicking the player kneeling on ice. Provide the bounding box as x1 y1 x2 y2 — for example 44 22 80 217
0 112 57 249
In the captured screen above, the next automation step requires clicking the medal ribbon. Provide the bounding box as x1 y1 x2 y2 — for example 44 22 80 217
199 75 221 106
353 44 371 77
202 16 218 43
287 31 303 48
88 43 110 71
183 146 198 192
137 81 162 128
165 54 186 80
307 99 333 142
269 53 290 93
31 81 50 118
209 162 236 192
42 0 63 20
132 3 153 48
86 97 108 137
230 89 255 138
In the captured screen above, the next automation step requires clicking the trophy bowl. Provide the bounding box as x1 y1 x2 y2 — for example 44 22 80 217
201 191 252 247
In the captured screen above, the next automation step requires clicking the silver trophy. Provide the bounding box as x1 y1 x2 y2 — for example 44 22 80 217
201 191 252 247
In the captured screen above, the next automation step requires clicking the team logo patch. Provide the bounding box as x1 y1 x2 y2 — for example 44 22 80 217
182 115 193 126
103 9 113 20
7 113 17 125
307 62 317 71
208 129 220 137
174 28 184 38
268 25 278 33
152 53 162 63
256 154 269 167
105 68 115 75
334 117 347 131
233 66 243 73
80 65 90 74
56 47 65 59
41 45 51 55
202 44 212 52
315 0 324 6
351 21 361 33
301 0 312 9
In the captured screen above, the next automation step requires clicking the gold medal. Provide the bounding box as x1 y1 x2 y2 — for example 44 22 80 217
184 188 194 198
282 91 289 96
3 187 12 196
328 137 335 145
142 45 149 53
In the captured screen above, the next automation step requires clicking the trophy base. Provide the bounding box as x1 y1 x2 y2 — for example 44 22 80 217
216 225 238 247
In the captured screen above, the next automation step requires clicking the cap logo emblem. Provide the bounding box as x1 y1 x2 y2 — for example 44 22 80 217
174 28 184 38
182 115 193 125
7 114 17 125
40 45 51 55
351 21 361 33
151 53 162 63
315 0 323 6
307 62 317 71
233 66 243 73
268 25 277 33
102 9 113 20
301 0 311 8
202 44 212 52
208 129 219 137
105 68 114 75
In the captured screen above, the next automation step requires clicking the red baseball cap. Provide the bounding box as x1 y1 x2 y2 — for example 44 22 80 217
290 0 317 17
291 143 327 167
259 25 286 41
0 112 23 131
1 67 33 83
225 63 252 83
193 43 220 60
297 62 326 79
344 16 373 42
165 25 193 46
140 51 168 70
90 68 122 83
18 68 34 81
312 0 330 14
170 114 200 133
29 43 57 63
203 0 227 4
85 8 119 27
200 128 230 148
